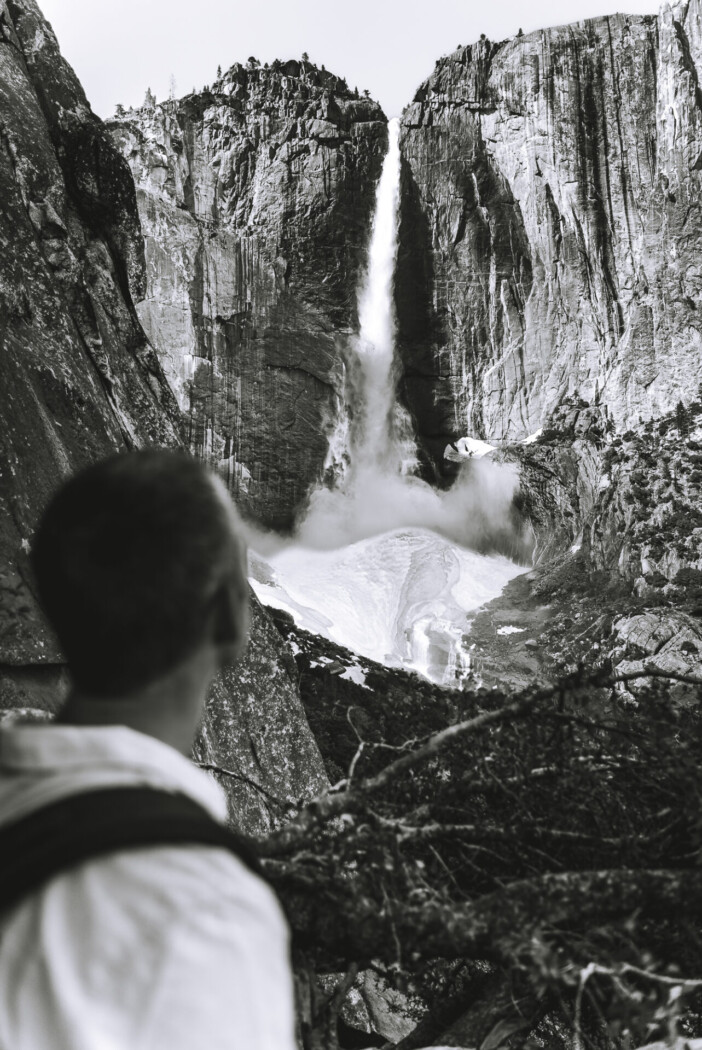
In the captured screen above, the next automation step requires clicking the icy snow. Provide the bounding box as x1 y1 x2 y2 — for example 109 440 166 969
339 664 370 689
444 436 495 461
250 527 523 685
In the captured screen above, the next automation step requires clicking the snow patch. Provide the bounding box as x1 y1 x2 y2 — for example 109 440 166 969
522 428 543 445
444 436 495 461
250 527 522 686
340 664 371 689
496 625 526 636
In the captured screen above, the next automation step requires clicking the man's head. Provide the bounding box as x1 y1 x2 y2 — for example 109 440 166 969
31 450 249 698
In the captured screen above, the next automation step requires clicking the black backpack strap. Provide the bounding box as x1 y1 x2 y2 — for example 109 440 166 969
0 786 268 918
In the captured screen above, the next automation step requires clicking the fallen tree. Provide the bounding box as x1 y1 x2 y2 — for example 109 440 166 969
217 666 702 1049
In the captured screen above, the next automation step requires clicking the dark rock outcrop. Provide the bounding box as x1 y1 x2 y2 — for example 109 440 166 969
109 65 387 529
194 593 328 834
497 398 610 563
0 0 327 833
486 401 702 691
0 0 182 666
583 407 702 592
398 4 702 473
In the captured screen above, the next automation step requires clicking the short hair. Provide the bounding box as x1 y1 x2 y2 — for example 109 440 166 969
31 450 248 697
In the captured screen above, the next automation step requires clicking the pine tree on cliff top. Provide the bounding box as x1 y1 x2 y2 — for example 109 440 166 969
676 399 691 438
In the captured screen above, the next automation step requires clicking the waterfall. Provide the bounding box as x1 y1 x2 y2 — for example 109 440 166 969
354 117 402 468
291 117 522 551
351 117 416 477
358 118 400 364
248 117 530 687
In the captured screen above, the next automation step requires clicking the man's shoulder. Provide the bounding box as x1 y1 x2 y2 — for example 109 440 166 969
92 840 281 921
72 843 291 969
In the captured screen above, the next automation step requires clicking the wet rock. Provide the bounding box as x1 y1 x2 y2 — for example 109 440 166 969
495 400 608 565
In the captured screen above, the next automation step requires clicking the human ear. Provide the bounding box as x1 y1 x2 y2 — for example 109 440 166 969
211 581 250 664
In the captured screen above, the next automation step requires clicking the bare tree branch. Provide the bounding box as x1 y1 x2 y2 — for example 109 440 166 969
275 868 702 967
615 665 702 687
257 664 697 859
378 817 661 851
258 688 552 857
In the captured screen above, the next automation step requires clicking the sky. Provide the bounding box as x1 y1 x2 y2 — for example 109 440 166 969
40 0 661 119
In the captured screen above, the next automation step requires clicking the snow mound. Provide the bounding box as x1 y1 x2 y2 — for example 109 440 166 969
444 436 495 461
250 528 523 686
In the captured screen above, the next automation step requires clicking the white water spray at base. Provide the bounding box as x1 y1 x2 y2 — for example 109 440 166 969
250 528 522 684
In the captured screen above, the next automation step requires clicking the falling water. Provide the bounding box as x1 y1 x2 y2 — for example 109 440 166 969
248 117 530 686
353 117 406 473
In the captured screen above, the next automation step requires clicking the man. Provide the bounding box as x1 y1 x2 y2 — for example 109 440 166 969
0 451 296 1050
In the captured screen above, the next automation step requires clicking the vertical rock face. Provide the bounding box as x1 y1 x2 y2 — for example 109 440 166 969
194 593 328 835
0 0 182 664
398 3 702 470
109 67 387 529
0 0 328 832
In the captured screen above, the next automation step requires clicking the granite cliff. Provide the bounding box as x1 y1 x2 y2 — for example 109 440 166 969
392 0 702 698
107 2 702 536
398 2 702 475
0 0 181 667
108 66 387 528
0 0 327 833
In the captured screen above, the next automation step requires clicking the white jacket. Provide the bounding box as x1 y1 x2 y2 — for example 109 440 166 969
0 722 296 1050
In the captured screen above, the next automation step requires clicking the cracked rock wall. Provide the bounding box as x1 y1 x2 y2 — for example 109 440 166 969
109 65 387 529
0 0 182 664
398 2 702 470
